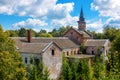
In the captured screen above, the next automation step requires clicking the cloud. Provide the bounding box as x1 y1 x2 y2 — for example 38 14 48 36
91 0 120 27
12 18 48 28
0 0 74 19
0 0 77 30
87 19 103 33
51 15 78 28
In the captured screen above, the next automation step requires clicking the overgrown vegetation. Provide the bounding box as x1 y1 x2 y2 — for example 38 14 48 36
0 24 120 80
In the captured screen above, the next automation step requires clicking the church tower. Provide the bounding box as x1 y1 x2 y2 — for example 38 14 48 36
77 7 86 31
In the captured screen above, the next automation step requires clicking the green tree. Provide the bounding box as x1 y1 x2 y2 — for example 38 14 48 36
80 43 86 54
93 55 106 80
59 54 72 80
8 30 18 37
112 34 120 52
27 58 50 80
77 59 92 80
0 25 27 80
40 33 53 37
42 67 50 80
18 28 27 37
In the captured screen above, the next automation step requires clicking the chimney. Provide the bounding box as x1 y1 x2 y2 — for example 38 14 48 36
27 30 32 42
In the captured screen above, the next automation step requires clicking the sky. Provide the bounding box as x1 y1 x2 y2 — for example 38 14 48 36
0 0 120 33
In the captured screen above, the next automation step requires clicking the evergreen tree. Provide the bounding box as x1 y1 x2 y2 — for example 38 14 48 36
0 25 27 80
77 59 92 80
93 55 106 80
59 54 72 80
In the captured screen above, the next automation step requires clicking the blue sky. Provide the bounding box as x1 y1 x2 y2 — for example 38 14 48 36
0 0 120 32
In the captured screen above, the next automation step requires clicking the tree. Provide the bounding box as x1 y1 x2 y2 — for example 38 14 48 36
8 30 18 37
93 55 106 80
18 28 27 37
77 59 92 80
59 54 72 80
39 33 53 37
112 34 120 52
0 25 27 80
79 43 86 54
27 58 50 80
103 25 119 41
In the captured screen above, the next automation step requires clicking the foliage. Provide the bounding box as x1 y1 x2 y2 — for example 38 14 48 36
8 26 71 37
27 59 50 80
60 54 92 80
93 55 106 80
18 28 27 37
0 25 27 80
77 59 92 80
79 43 86 54
112 34 120 52
39 33 53 37
59 54 72 80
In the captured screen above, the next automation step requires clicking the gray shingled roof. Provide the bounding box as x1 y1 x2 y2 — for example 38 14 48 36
11 37 79 53
85 39 109 46
31 37 79 49
12 37 49 53
74 28 92 38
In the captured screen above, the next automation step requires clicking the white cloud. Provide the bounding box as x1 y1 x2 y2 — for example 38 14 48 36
51 15 78 28
87 19 103 33
0 0 77 30
12 18 48 28
0 0 74 19
91 0 120 27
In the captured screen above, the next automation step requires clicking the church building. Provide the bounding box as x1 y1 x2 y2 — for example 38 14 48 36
64 8 110 56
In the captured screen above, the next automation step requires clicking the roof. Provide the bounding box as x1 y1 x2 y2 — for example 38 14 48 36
75 29 92 38
66 54 95 59
11 37 79 53
85 39 109 47
17 43 49 53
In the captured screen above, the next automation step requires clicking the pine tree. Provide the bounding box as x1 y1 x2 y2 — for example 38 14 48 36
59 54 72 80
93 55 106 80
77 59 92 80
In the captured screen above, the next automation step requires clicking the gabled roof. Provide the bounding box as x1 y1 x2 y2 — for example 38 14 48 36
11 37 79 53
64 27 92 38
85 39 110 47
75 29 92 38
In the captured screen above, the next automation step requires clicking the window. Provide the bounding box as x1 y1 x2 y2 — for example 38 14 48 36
52 49 55 56
25 57 27 63
67 51 69 56
30 58 33 64
34 58 39 65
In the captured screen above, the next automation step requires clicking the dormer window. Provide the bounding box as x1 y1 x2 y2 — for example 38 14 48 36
51 49 55 56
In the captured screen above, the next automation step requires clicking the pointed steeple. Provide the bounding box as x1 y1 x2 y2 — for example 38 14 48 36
79 7 85 22
77 7 86 31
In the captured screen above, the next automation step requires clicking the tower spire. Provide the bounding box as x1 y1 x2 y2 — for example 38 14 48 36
79 7 85 22
77 7 86 31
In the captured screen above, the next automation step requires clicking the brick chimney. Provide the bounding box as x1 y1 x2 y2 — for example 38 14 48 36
27 30 32 42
